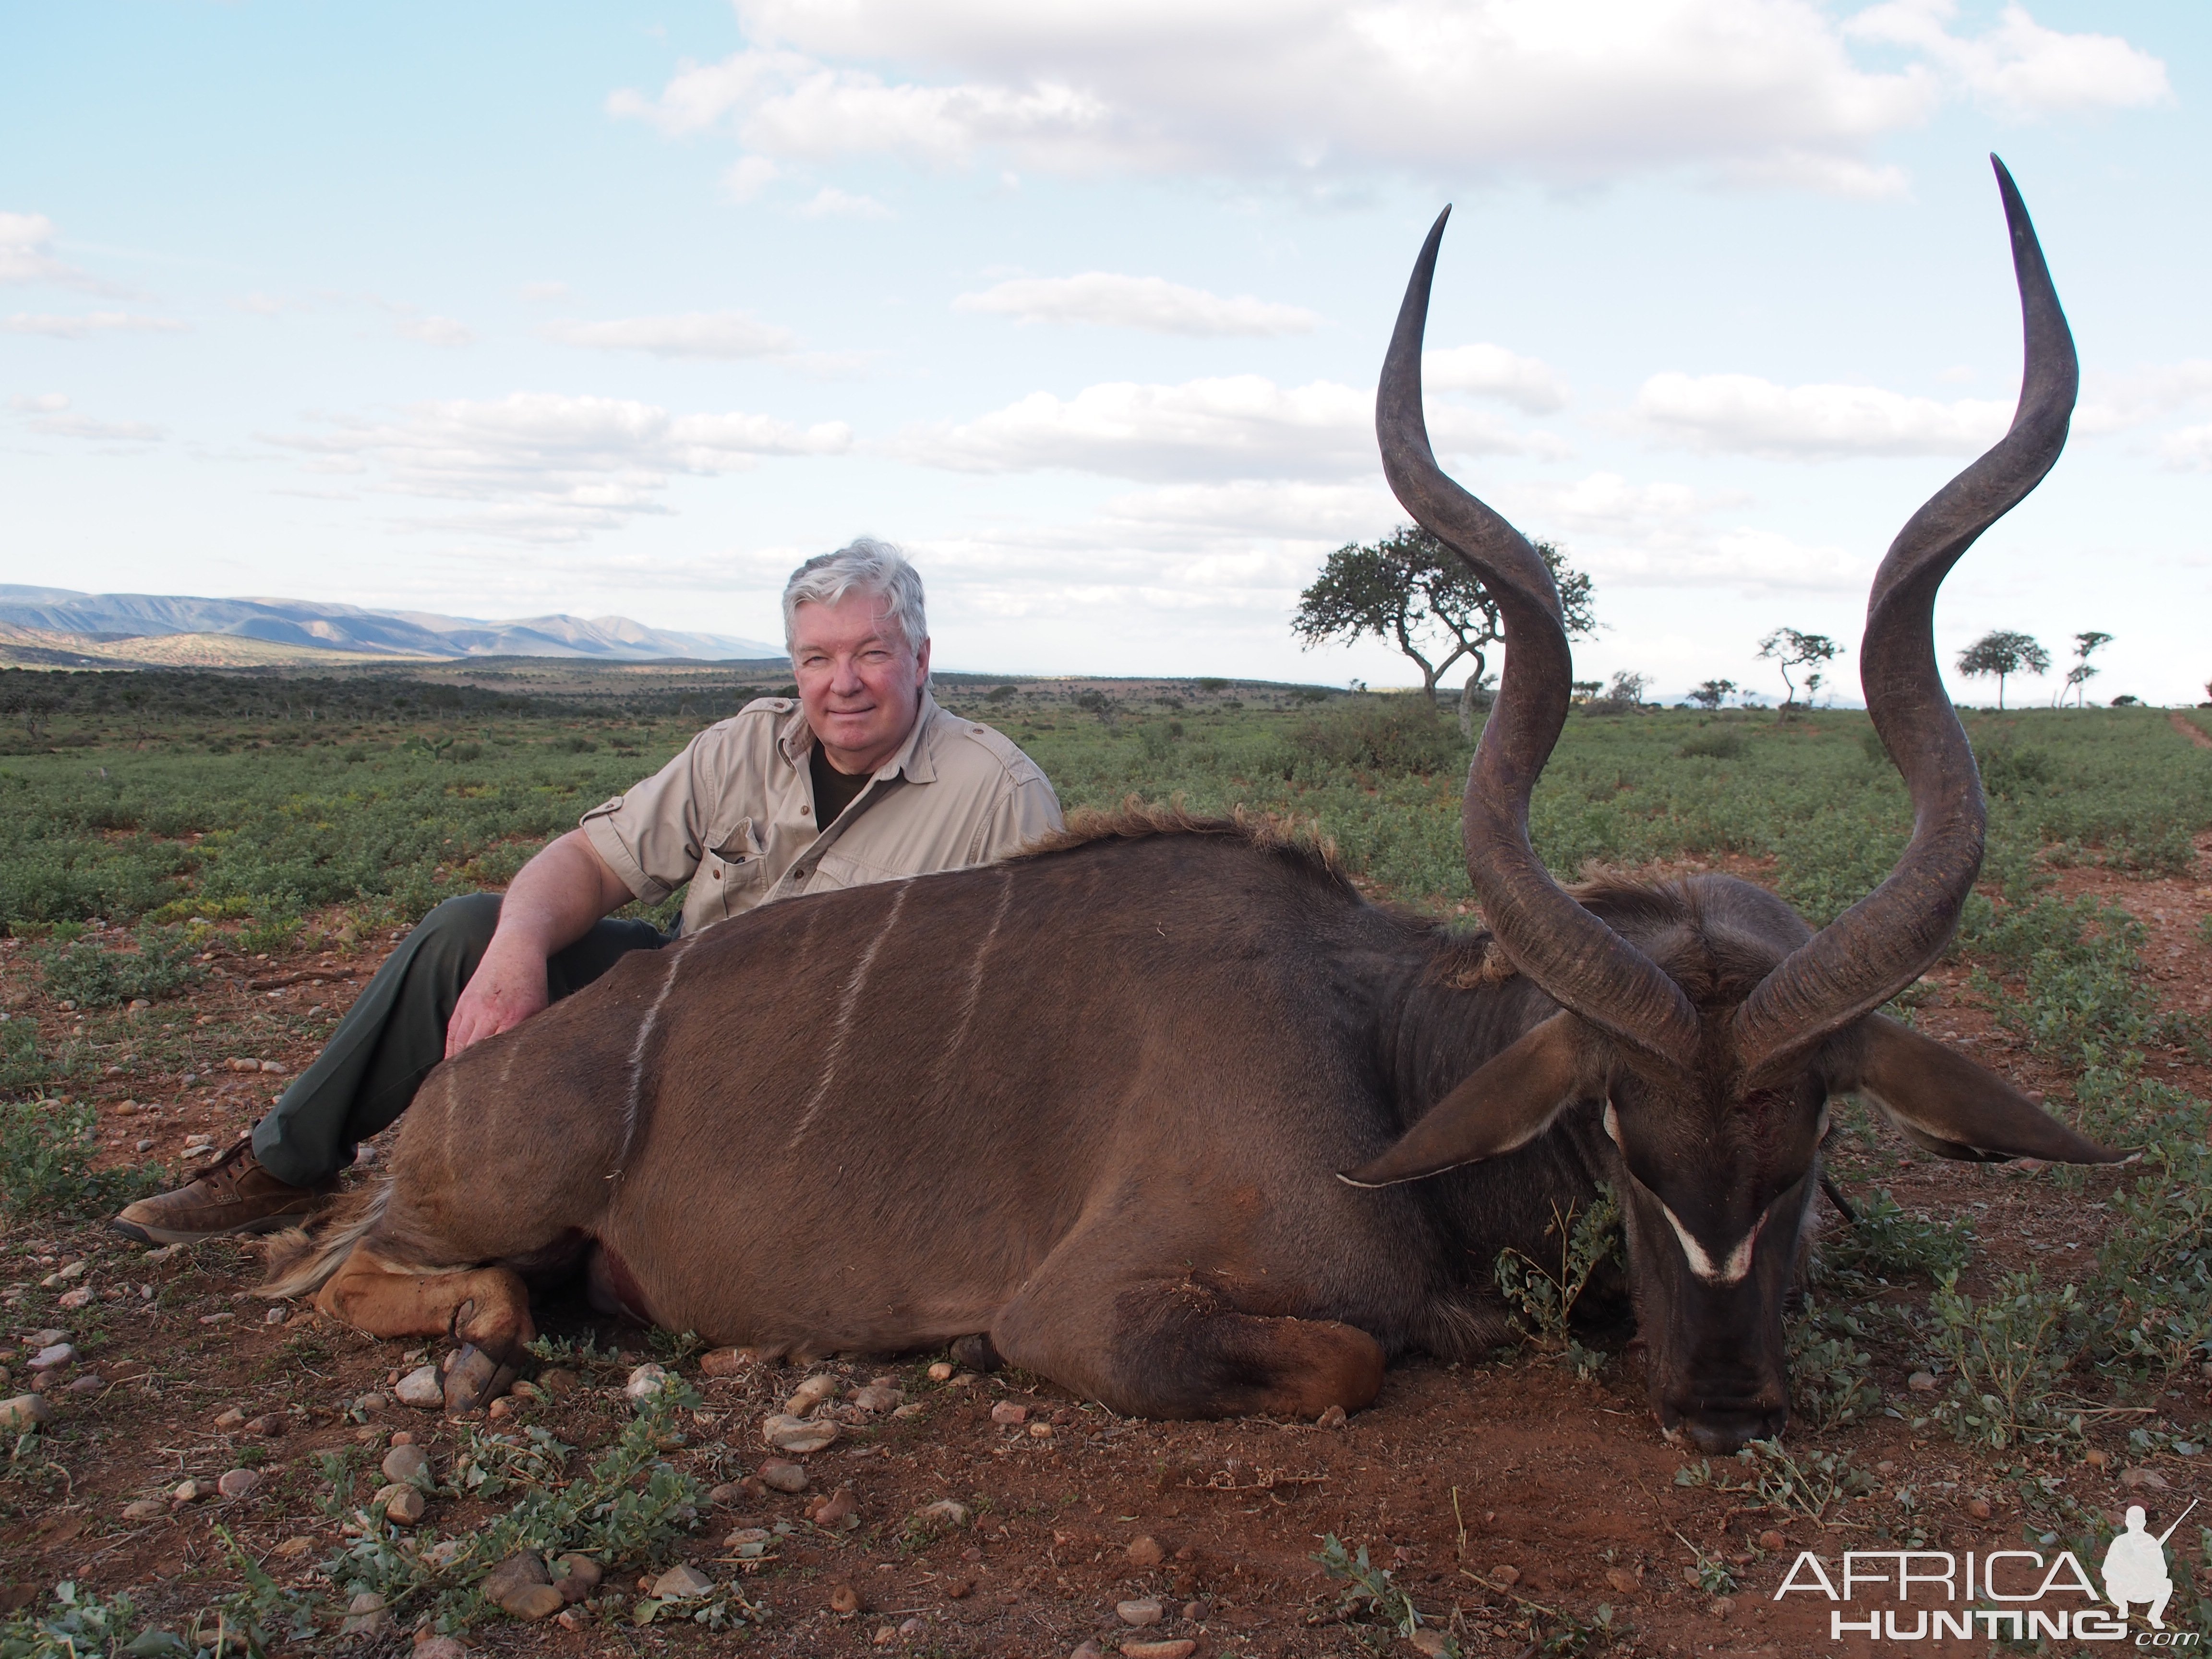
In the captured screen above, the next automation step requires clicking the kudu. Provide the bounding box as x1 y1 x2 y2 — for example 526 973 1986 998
268 157 2113 1452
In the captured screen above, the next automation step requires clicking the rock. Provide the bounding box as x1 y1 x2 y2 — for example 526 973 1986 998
928 1361 955 1382
382 1443 431 1483
505 1585 564 1622
1757 1529 1787 1552
553 1553 601 1603
1126 1536 1165 1567
66 1374 102 1395
172 1479 204 1503
1071 1644 1106 1659
624 1363 670 1402
708 1482 745 1506
393 1366 443 1408
942 1573 975 1599
423 1539 466 1569
1965 1496 1993 1520
2123 1467 2172 1491
339 1591 388 1636
481 1553 551 1611
1408 1630 1449 1656
2086 1447 2111 1469
900 1618 926 1638
29 1329 68 1348
414 1639 468 1659
758 1458 809 1493
353 1392 387 1414
1119 1643 1196 1659
1117 1597 1164 1627
122 1497 166 1521
990 1400 1030 1426
539 1367 579 1395
761 1413 838 1454
786 1374 841 1415
375 1483 425 1525
1491 1565 1520 1586
1604 1567 1641 1595
651 1563 714 1601
830 1583 862 1615
273 1536 315 1558
1316 1404 1348 1429
891 1402 926 1419
245 1412 286 1436
724 1527 772 1555
700 1347 752 1378
29 1343 76 1371
808 1486 858 1528
57 1287 93 1310
217 1468 260 1499
1907 1370 1937 1392
850 1383 902 1412
391 1430 417 1445
912 1499 971 1531
1708 1597 1735 1620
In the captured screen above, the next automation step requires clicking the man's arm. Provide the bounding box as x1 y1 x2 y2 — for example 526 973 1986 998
444 829 637 1058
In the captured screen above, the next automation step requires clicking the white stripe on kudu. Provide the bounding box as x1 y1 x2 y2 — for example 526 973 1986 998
787 881 910 1152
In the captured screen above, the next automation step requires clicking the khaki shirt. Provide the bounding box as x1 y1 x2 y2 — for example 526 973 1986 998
579 691 1062 936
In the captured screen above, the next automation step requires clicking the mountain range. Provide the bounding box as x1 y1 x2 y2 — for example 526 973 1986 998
0 587 779 662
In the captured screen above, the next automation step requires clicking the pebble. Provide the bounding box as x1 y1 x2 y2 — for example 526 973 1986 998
624 1363 670 1402
927 1362 955 1382
850 1382 902 1412
423 1539 466 1569
650 1563 714 1601
761 1413 839 1454
553 1553 601 1603
1071 1644 1106 1659
414 1639 468 1659
1408 1638 1449 1659
375 1483 425 1525
57 1287 93 1311
273 1536 315 1558
393 1366 443 1408
830 1583 862 1615
172 1479 204 1503
353 1392 387 1414
2123 1467 2172 1491
487 1397 516 1420
1907 1370 1937 1392
1491 1565 1520 1586
1316 1404 1348 1429
217 1468 260 1499
1117 1597 1164 1627
382 1443 431 1483
708 1481 745 1506
2086 1447 2111 1469
1120 1643 1196 1659
339 1591 388 1636
28 1344 76 1371
900 1618 926 1638
808 1486 858 1528
122 1498 167 1521
913 1499 971 1531
214 1407 248 1431
699 1347 751 1378
1709 1597 1736 1620
539 1368 579 1395
66 1373 102 1395
1604 1567 1641 1595
758 1458 809 1492
786 1374 841 1415
1029 1421 1055 1439
484 1554 562 1620
1757 1529 1787 1552
990 1400 1030 1426
1965 1496 1993 1520
28 1330 67 1348
264 1308 286 1325
1126 1537 1165 1567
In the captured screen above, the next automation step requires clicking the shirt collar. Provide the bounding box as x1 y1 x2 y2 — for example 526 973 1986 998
777 687 942 785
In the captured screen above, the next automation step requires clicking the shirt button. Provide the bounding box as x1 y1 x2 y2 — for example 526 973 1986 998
710 867 721 879
800 806 811 816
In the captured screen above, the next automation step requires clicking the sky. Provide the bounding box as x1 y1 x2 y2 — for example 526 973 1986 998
1 0 2206 704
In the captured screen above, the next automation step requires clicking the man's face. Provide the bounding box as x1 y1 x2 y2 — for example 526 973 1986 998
792 589 930 776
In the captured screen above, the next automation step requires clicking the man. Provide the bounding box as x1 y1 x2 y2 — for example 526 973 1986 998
113 539 1062 1244
2102 1504 2176 1629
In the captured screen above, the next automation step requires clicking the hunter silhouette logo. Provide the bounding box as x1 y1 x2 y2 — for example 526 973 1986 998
1775 1498 2203 1642
2104 1499 2198 1630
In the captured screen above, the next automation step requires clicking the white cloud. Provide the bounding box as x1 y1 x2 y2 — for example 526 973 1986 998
2075 358 2212 436
1634 372 2010 457
232 292 296 317
609 1 2163 194
519 281 571 303
723 156 781 201
392 313 474 348
1423 343 1569 415
262 392 852 542
1847 0 2169 118
798 186 892 218
955 273 1320 336
895 373 1561 482
8 393 69 413
545 310 800 360
1100 480 1398 541
2157 424 2212 473
0 311 187 338
28 414 166 442
0 213 95 288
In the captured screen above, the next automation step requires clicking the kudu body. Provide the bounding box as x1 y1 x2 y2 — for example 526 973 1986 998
269 159 2113 1451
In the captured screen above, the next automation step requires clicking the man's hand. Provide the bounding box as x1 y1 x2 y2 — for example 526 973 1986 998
443 829 638 1060
445 936 552 1058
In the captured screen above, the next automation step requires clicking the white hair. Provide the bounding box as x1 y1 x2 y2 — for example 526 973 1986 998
781 538 928 658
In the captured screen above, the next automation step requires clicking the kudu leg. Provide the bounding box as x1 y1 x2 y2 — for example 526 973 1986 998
992 1270 1385 1421
315 1246 535 1413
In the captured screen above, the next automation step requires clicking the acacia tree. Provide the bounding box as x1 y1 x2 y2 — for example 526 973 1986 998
1755 628 1842 712
1293 525 1597 710
1956 629 2050 709
2057 630 2112 708
1688 678 1737 711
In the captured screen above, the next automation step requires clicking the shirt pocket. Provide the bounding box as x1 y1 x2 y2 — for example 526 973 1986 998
697 817 769 920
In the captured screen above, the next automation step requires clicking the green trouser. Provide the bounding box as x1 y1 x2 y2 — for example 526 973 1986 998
250 892 669 1187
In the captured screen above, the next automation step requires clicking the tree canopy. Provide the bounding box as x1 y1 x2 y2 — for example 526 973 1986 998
2059 630 2112 708
1955 629 2051 709
1755 628 1842 710
1292 525 1597 704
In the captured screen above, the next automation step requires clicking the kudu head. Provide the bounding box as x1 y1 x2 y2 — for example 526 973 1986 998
1346 157 2118 1453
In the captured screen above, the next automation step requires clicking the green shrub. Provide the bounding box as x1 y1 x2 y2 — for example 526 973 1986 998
1814 1187 1972 1284
0 1020 69 1101
1675 728 1744 760
35 926 203 1007
1295 695 1467 777
0 1097 168 1217
1924 1269 2087 1448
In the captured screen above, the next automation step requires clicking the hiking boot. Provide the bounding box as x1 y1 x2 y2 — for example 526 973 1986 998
109 1139 336 1244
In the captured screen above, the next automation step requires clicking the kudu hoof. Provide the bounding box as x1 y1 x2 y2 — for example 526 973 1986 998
444 1344 517 1415
949 1332 1003 1373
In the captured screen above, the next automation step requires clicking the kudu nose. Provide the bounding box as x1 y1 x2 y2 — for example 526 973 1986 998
1677 1402 1788 1455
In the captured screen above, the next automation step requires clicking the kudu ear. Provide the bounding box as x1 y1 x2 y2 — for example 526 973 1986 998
1847 1014 2119 1164
1340 1013 1590 1188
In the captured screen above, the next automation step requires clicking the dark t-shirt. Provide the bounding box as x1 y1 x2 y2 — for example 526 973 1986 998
808 743 872 827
